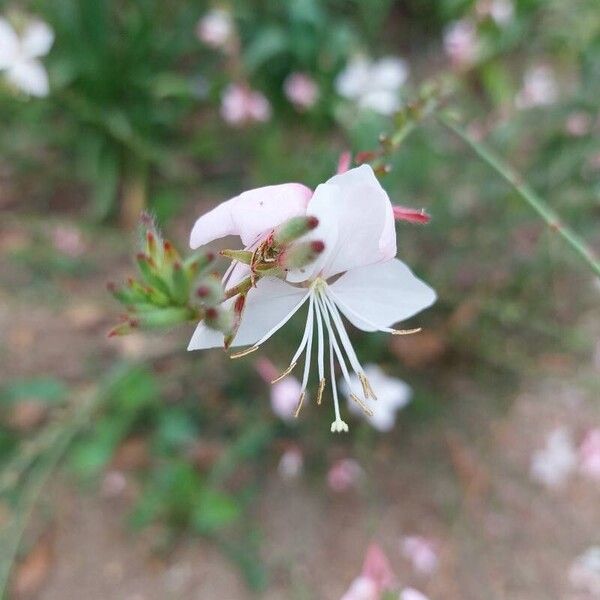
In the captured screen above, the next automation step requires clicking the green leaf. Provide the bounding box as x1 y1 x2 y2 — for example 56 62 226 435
192 488 241 533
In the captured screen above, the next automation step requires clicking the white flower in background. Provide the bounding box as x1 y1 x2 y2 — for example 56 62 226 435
336 55 409 115
400 535 439 576
579 428 600 481
196 8 233 50
400 588 430 600
530 427 577 489
188 165 436 432
0 17 53 97
443 20 479 69
341 364 411 432
515 66 559 109
220 83 271 126
569 547 600 596
284 72 319 110
278 447 304 480
476 0 514 25
255 357 303 421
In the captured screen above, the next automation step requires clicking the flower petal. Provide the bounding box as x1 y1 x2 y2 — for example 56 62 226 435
188 277 307 350
287 165 396 282
7 60 49 97
329 258 436 331
0 18 20 69
190 183 312 249
21 20 54 58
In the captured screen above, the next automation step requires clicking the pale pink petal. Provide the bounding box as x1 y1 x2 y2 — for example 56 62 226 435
340 576 378 600
400 588 430 600
0 18 19 69
362 543 396 592
7 59 49 96
329 259 436 331
187 277 307 350
287 165 395 282
21 20 54 58
189 183 312 249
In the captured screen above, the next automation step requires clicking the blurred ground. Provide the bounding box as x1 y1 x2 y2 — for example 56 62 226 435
1 215 599 600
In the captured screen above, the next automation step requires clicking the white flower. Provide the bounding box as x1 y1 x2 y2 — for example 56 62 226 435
341 364 411 431
443 20 478 69
0 17 53 97
336 55 409 115
196 9 233 50
569 546 600 596
284 72 319 110
515 66 559 109
400 535 439 575
188 165 436 432
530 427 577 489
400 588 430 600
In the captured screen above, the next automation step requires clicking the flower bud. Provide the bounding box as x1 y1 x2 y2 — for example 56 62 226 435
273 216 319 245
195 275 224 307
277 240 325 270
132 307 193 329
393 206 431 224
170 262 190 304
184 250 215 279
204 306 234 338
136 253 172 298
220 249 253 264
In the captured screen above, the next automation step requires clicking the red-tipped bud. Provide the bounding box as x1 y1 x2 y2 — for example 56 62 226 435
194 275 224 307
278 240 325 270
204 306 234 337
273 216 320 245
337 151 352 174
393 206 431 224
310 240 325 253
307 216 319 230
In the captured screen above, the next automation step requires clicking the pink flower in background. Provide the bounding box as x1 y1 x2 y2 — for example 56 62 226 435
188 165 436 432
51 224 86 257
565 112 592 137
284 72 319 110
443 20 478 69
256 357 303 421
336 55 409 115
476 0 514 25
399 588 430 600
341 543 396 600
278 446 304 479
220 84 271 126
400 535 439 576
342 365 411 432
0 16 54 97
515 66 558 109
578 428 600 481
530 427 577 489
327 458 363 492
196 8 233 50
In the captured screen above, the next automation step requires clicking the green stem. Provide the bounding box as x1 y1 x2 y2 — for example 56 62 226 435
437 112 600 278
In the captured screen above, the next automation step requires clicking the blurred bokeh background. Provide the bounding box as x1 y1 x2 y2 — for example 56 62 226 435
1 1 599 598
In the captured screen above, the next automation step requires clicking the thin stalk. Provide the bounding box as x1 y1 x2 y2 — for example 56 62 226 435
438 112 600 278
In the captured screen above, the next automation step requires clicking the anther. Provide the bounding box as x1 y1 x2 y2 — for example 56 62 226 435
229 346 259 359
391 327 422 335
359 372 377 400
293 392 306 418
350 394 374 417
317 378 326 405
270 362 297 384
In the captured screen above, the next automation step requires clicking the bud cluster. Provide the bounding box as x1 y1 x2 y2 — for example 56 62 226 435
107 213 326 343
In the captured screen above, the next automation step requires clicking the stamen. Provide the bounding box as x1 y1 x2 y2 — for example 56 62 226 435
317 378 326 405
300 297 316 392
314 293 325 383
359 372 377 401
294 392 306 418
290 294 315 365
230 345 259 359
391 327 422 335
350 393 374 417
328 338 348 433
270 361 297 384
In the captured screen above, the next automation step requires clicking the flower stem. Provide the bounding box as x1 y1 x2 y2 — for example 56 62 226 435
437 112 600 278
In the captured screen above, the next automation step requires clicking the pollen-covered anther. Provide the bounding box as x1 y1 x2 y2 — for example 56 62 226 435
293 392 306 418
391 327 422 336
229 345 259 359
350 393 374 417
270 362 297 384
317 378 326 405
359 372 377 400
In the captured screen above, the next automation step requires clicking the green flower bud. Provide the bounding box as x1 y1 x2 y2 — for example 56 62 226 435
195 275 224 307
273 216 319 245
277 240 325 270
